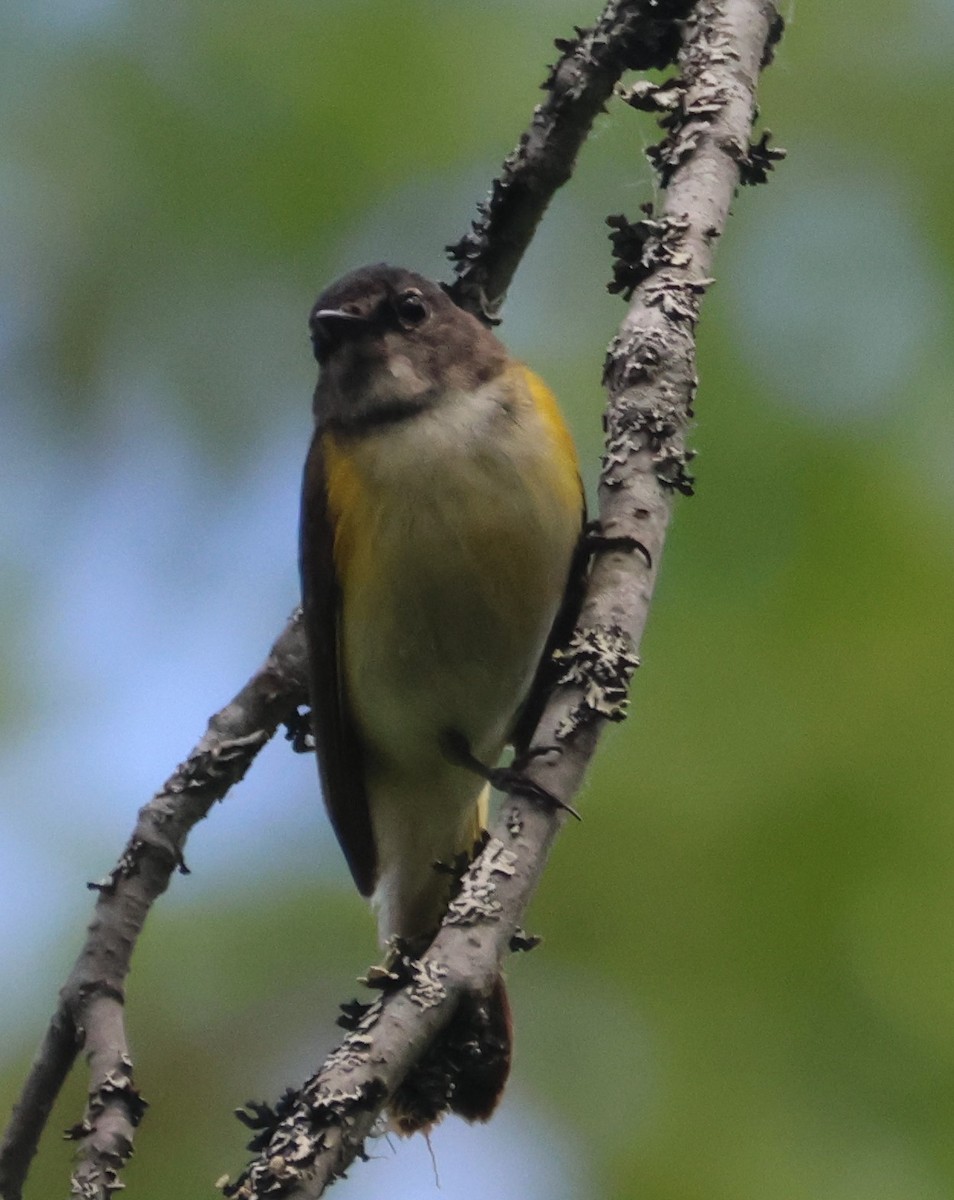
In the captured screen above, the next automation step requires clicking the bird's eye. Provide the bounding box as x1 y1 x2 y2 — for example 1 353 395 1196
394 289 428 327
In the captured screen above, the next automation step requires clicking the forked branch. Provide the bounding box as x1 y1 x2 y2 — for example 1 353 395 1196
0 3 702 1198
222 2 784 1196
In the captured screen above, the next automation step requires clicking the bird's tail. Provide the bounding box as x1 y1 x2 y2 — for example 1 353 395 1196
448 973 512 1122
389 972 512 1134
376 780 512 1132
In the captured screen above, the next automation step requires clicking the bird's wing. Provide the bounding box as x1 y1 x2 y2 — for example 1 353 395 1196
299 431 377 896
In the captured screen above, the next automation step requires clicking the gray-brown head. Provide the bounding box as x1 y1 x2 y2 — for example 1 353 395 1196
309 264 508 431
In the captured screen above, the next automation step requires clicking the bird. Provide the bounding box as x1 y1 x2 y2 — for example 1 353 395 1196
298 263 584 1129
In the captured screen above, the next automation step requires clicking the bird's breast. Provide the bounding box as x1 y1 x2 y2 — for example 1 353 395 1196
322 368 581 769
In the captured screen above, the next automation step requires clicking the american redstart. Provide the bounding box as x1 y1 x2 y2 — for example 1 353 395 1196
298 263 584 1129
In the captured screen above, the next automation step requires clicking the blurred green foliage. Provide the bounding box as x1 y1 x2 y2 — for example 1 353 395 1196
3 1 954 1198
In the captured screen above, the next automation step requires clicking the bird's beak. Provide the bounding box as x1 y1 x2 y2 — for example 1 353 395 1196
312 308 368 328
310 308 369 362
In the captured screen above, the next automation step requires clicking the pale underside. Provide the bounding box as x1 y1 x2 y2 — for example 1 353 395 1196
335 376 580 942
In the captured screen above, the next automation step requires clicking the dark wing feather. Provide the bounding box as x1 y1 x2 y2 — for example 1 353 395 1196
299 432 377 895
510 485 588 755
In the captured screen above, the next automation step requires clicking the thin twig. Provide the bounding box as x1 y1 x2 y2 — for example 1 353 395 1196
0 1015 79 1200
220 2 783 1196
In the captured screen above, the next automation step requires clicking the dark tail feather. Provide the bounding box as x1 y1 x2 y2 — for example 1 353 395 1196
450 974 512 1123
389 974 513 1134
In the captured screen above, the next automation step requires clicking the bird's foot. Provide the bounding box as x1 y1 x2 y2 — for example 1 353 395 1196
585 518 652 568
439 729 581 820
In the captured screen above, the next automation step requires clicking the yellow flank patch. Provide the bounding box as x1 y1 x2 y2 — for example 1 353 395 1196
321 431 376 594
510 363 584 515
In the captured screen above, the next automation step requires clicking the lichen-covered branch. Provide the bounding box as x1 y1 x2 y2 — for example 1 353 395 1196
0 614 309 1200
221 2 784 1196
1 3 785 1196
0 6 706 1196
446 0 694 320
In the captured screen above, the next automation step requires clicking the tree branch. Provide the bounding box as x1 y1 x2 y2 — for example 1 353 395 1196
219 2 784 1196
3 6 700 1193
446 0 694 319
0 614 309 1200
